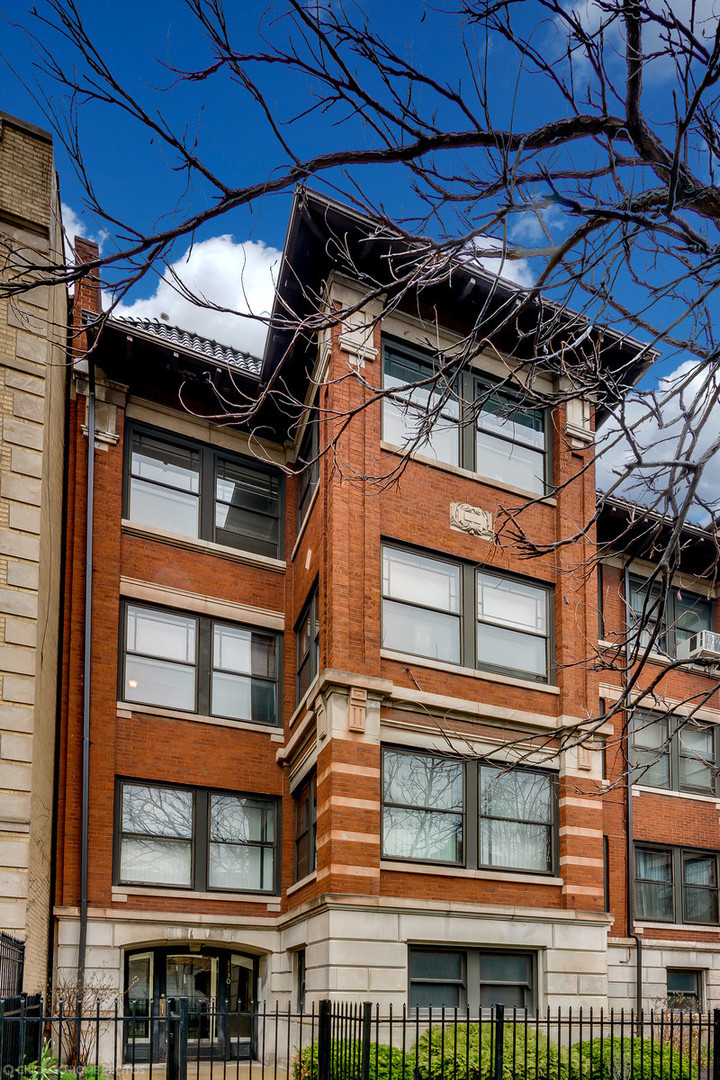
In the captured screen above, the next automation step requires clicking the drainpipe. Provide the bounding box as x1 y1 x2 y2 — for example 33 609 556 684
623 563 643 1018
77 360 95 995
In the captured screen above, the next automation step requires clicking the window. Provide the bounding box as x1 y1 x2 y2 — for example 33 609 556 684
116 781 278 893
122 603 280 726
409 947 535 1011
667 969 702 1011
631 711 717 795
635 846 719 924
383 341 460 466
382 544 552 682
126 425 282 558
479 764 555 873
296 949 307 1012
382 340 548 494
294 774 317 880
382 748 557 875
628 576 713 659
382 749 464 864
296 589 320 701
297 412 320 525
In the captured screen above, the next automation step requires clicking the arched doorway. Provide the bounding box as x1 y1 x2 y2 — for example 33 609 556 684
124 946 258 1062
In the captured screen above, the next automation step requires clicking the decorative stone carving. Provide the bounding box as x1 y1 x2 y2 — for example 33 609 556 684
450 502 494 540
347 686 367 732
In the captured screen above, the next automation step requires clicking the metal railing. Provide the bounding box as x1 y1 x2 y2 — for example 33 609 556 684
0 934 25 998
1 998 719 1080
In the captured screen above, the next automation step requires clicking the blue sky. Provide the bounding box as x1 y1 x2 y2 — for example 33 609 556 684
3 0 720 515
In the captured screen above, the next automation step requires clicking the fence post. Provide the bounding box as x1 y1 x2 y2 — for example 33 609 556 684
713 1008 720 1080
318 999 331 1080
360 1002 372 1080
493 1004 504 1080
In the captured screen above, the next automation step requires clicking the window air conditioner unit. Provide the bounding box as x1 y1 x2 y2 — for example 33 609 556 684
677 630 720 661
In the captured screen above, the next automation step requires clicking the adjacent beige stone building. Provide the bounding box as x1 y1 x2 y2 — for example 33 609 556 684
0 110 67 991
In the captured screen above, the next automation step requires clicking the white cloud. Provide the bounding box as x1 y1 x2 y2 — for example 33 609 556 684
464 237 535 288
596 358 720 521
61 203 105 254
115 235 281 358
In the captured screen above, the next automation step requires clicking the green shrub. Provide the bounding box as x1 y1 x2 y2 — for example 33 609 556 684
413 1021 569 1080
293 1038 414 1080
23 1043 109 1080
567 1036 698 1080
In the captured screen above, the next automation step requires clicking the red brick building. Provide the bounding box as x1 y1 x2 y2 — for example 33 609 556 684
52 189 720 1060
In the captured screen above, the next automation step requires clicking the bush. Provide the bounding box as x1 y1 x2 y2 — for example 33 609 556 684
413 1021 569 1080
293 1039 414 1080
567 1036 698 1080
23 1043 110 1080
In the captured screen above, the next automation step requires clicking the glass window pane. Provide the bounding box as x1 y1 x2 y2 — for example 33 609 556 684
679 725 715 791
479 984 526 1009
477 574 546 634
384 750 463 810
383 599 461 662
683 887 718 924
480 767 552 823
636 849 672 881
383 548 460 612
129 434 200 536
481 953 530 984
211 795 275 843
129 479 200 538
410 950 463 981
480 820 551 872
125 654 197 711
383 348 460 467
477 623 547 678
636 881 674 920
675 593 712 643
410 983 461 1009
668 970 700 995
127 606 196 663
477 393 545 449
120 837 192 886
683 854 716 887
208 842 274 891
383 400 460 465
632 715 670 788
383 807 463 863
122 784 193 837
476 432 544 494
213 625 276 678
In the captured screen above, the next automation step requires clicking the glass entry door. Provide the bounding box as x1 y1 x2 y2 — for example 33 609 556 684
166 955 218 1045
124 947 258 1063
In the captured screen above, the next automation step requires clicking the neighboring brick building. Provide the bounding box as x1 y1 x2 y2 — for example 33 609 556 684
598 500 720 1011
51 186 720 1062
0 111 67 992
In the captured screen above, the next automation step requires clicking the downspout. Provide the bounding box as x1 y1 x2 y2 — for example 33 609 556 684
77 360 95 994
623 563 643 1018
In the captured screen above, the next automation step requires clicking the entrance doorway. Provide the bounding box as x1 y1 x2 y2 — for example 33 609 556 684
125 946 257 1063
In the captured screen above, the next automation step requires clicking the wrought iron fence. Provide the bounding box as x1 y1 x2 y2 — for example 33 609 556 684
0 934 25 997
1 997 720 1080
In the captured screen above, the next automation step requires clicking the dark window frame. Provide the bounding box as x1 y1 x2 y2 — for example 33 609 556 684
294 773 317 881
114 779 280 894
667 968 703 1011
381 542 554 684
634 844 720 925
408 946 536 1012
124 423 284 559
382 337 550 495
627 575 713 660
296 411 320 526
120 600 282 727
630 710 718 796
296 587 320 703
381 746 558 876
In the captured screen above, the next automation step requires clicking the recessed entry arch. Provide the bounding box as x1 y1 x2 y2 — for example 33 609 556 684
124 944 260 1062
